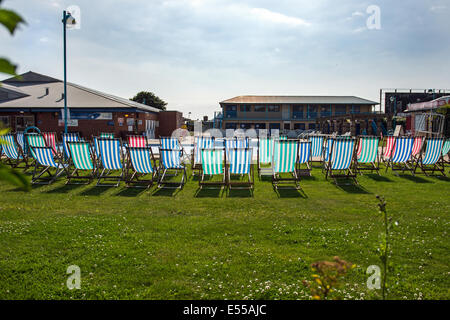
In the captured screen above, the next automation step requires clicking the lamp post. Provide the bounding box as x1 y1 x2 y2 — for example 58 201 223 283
62 11 75 133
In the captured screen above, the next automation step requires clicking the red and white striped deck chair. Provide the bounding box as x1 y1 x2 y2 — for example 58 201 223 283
43 132 58 155
382 136 396 162
127 135 147 148
411 136 424 159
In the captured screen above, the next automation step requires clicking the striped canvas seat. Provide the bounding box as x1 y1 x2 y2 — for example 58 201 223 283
298 141 311 164
386 137 414 174
33 147 66 168
62 133 80 159
16 132 25 150
442 140 450 157
413 138 445 176
325 138 357 183
2 134 22 160
201 149 224 175
258 137 273 164
96 138 124 186
68 142 94 170
128 135 147 148
383 136 396 160
194 136 214 165
30 146 67 184
411 137 424 157
228 148 254 190
225 138 248 160
100 132 114 139
356 136 380 174
26 134 46 159
160 137 181 150
272 140 300 189
158 147 187 189
160 149 184 169
43 132 58 154
125 146 156 188
310 136 324 158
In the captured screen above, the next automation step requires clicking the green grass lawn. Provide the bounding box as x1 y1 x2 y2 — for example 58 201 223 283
0 166 449 300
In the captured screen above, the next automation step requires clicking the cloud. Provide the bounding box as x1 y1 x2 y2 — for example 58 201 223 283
249 7 311 27
429 5 446 12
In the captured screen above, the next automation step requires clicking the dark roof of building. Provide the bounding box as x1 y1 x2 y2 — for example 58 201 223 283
220 95 378 105
0 71 161 113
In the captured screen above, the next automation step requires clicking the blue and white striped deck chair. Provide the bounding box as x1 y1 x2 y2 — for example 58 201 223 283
125 146 157 188
160 137 182 150
66 141 97 184
225 138 248 161
385 137 414 174
62 132 80 160
30 146 68 184
192 136 214 174
325 137 357 184
16 132 25 150
310 135 324 161
2 133 29 169
158 147 187 189
257 137 273 177
322 137 334 173
199 148 226 189
413 138 445 176
272 139 300 189
228 148 254 190
96 138 124 187
296 141 312 176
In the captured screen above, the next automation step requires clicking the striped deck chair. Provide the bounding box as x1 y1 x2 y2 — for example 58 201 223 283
385 137 414 174
272 140 300 189
92 136 101 160
199 148 226 189
127 135 147 148
356 136 380 174
62 133 80 159
382 136 396 162
96 138 124 187
296 141 311 176
192 136 215 174
322 137 334 173
66 141 98 184
42 132 58 155
100 132 114 139
25 133 46 161
16 132 25 150
30 146 68 184
125 146 157 188
441 139 450 165
257 137 273 177
411 136 424 159
228 148 254 190
325 137 357 184
158 147 187 189
2 133 29 169
413 138 445 176
310 135 324 162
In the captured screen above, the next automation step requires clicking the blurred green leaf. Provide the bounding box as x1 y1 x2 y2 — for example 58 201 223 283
0 163 31 191
0 8 26 35
0 57 17 76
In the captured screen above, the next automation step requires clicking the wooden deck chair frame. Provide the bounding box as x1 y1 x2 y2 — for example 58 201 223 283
413 138 445 176
257 136 274 178
355 136 380 175
385 137 414 175
158 147 187 189
325 137 358 184
125 146 158 188
296 140 312 177
198 147 227 189
30 146 68 185
227 147 254 190
66 141 98 184
272 139 301 190
192 136 215 175
96 138 125 187
2 133 30 170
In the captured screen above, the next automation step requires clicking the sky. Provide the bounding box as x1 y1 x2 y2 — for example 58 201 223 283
1 0 449 119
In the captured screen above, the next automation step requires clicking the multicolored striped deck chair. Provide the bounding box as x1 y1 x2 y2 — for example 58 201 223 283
296 141 312 176
96 138 124 187
411 136 424 159
2 133 29 169
413 138 445 176
441 139 450 165
192 136 215 174
66 141 98 184
158 147 187 189
198 148 226 189
228 148 254 190
382 136 396 162
272 140 300 189
310 135 324 162
385 137 414 174
325 137 357 184
29 146 68 184
42 132 58 155
125 146 157 188
25 133 46 161
257 137 274 177
100 132 114 139
127 135 147 148
356 136 380 174
62 132 80 159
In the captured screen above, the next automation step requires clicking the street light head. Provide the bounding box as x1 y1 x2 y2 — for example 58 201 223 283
66 13 76 25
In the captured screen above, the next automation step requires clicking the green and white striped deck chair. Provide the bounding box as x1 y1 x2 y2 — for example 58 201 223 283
356 136 380 174
413 138 445 176
442 139 450 165
199 148 226 189
272 139 300 189
100 132 114 139
66 141 98 184
25 133 47 163
257 137 273 177
192 136 215 175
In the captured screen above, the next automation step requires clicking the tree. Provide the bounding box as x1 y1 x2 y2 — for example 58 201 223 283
130 91 167 111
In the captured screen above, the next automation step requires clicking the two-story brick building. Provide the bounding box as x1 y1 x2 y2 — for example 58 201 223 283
219 95 378 131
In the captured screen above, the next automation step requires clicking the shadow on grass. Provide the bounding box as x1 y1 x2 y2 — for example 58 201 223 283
300 175 318 181
79 186 114 196
334 179 371 194
227 188 253 198
194 187 225 198
365 174 393 182
45 183 84 194
151 187 180 197
259 175 272 182
398 174 432 184
431 175 450 182
274 187 308 199
115 187 148 197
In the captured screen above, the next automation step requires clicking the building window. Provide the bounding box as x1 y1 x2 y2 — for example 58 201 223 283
320 106 331 117
225 105 237 118
294 123 305 130
308 123 316 130
352 106 361 114
240 105 251 112
292 105 304 119
335 105 346 115
225 122 237 129
269 123 280 130
254 105 266 112
239 123 252 129
255 123 266 129
0 116 10 128
268 105 280 112
307 106 318 119
15 116 34 130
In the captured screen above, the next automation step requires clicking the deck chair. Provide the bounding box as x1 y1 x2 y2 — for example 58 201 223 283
296 140 312 176
96 138 124 187
66 141 98 184
413 138 445 176
325 137 358 184
225 138 249 160
272 139 300 189
382 136 396 162
198 148 226 189
441 139 450 165
158 148 187 189
309 135 324 162
385 137 414 174
2 133 29 169
322 137 334 173
100 132 114 139
356 136 380 174
16 132 25 150
411 136 424 159
42 132 58 155
127 135 147 148
30 146 68 184
125 146 157 188
25 133 47 164
192 136 215 174
257 137 273 177
62 132 80 159
228 147 254 190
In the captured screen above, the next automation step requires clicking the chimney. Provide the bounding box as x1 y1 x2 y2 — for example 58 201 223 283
45 87 49 95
